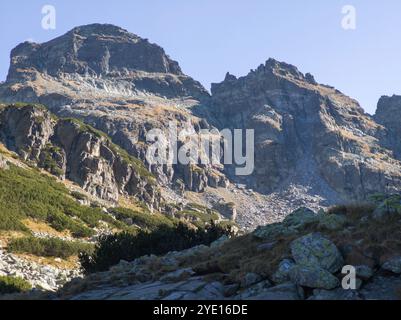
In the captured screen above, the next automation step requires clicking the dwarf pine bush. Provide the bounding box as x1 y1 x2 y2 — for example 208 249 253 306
0 276 32 294
80 222 233 274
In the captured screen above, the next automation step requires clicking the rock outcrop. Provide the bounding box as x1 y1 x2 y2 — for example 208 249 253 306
1 23 401 225
0 247 81 292
11 194 400 300
209 59 401 200
5 24 208 100
375 95 401 159
52 195 401 300
0 104 160 209
0 24 226 195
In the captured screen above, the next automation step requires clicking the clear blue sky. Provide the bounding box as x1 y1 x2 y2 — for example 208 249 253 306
1 0 400 114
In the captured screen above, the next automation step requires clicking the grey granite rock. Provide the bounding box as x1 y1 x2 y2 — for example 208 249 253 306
289 264 340 290
272 259 296 284
243 282 304 300
290 233 344 273
382 256 401 274
0 104 161 209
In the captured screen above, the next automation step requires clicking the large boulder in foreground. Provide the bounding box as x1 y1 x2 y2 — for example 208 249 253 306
289 264 339 290
282 207 320 230
372 194 401 220
290 233 343 273
252 222 297 240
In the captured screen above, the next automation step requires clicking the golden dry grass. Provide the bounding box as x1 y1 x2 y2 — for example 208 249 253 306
13 253 79 270
22 219 72 238
0 230 27 247
178 233 299 284
175 201 401 286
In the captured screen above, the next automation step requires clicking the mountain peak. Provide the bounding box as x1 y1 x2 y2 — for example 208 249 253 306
214 58 319 92
3 24 210 102
262 58 317 83
69 23 132 37
376 95 401 122
65 23 146 44
7 24 183 81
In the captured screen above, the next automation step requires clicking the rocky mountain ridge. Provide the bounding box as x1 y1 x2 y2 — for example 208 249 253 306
0 23 401 301
209 58 401 200
6 24 209 100
1 23 401 229
0 103 160 209
0 24 228 198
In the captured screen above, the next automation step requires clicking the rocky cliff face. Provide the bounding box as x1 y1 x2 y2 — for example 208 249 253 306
5 24 208 100
0 24 228 194
1 23 401 224
209 59 401 200
0 104 160 209
375 95 401 160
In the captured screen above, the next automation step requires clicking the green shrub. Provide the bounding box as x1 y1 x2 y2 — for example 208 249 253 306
109 207 174 231
0 212 29 232
8 237 94 259
80 222 233 274
39 144 64 176
46 212 93 238
0 276 32 294
0 164 130 236
70 191 87 201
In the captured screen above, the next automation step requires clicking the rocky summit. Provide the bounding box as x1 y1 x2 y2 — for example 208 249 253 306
1 23 401 301
4 24 208 100
0 24 228 199
209 59 401 201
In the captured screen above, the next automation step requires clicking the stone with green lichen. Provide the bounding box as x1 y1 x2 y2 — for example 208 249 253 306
355 265 374 280
253 207 321 240
272 259 296 284
382 256 401 274
289 264 340 290
290 233 343 273
372 195 401 220
252 222 297 240
283 207 320 230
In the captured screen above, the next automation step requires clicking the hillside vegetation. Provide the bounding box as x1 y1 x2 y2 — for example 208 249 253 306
59 194 401 300
0 163 133 237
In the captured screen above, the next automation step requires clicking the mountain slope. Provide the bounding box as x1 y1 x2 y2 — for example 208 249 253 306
0 23 227 195
0 107 226 292
0 103 160 208
1 24 401 230
209 59 401 200
57 196 401 300
0 142 166 291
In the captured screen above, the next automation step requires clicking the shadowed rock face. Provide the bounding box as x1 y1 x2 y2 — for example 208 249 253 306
210 59 401 199
375 95 401 160
0 104 161 209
